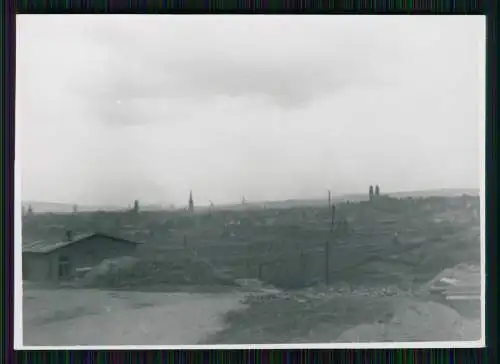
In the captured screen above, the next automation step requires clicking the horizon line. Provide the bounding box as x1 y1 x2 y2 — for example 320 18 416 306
21 186 480 209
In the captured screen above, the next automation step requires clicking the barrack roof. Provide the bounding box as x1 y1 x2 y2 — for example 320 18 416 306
22 232 140 254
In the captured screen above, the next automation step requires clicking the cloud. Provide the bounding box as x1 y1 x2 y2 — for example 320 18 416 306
17 15 485 205
66 15 415 127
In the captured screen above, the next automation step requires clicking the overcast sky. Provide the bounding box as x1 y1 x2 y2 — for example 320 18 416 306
16 15 485 207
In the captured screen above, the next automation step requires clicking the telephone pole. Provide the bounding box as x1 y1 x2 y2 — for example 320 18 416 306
325 240 330 285
326 203 337 285
330 203 336 232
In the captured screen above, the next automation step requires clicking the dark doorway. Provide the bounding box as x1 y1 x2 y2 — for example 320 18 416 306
58 255 71 280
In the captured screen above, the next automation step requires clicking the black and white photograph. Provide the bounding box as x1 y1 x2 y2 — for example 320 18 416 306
16 15 485 348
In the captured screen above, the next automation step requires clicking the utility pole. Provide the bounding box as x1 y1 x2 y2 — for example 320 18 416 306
300 247 306 276
246 243 251 276
326 203 336 285
328 190 332 209
325 240 330 285
330 203 336 232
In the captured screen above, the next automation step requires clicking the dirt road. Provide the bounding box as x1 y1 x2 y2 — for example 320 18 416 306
23 263 482 346
23 287 247 346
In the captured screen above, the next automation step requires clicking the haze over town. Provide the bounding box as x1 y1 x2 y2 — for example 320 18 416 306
16 15 484 208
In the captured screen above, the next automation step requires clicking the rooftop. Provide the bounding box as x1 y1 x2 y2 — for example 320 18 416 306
22 232 140 254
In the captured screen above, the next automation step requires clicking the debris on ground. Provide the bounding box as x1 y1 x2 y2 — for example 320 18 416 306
419 263 481 297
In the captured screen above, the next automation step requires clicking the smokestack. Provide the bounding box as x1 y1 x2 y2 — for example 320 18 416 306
65 230 73 241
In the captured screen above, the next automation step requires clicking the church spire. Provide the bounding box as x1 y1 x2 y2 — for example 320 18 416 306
188 190 194 212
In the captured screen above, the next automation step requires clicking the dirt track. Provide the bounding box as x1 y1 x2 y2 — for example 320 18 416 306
23 282 481 346
23 287 247 346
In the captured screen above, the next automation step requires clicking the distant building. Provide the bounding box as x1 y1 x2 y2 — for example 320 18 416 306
22 232 141 282
369 186 374 201
375 185 380 197
133 200 140 214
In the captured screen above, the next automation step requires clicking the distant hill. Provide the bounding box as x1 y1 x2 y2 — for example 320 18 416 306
214 188 480 210
21 200 182 214
338 188 479 203
21 188 479 214
21 201 125 214
384 188 479 198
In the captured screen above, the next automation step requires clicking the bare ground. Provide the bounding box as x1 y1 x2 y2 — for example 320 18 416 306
203 264 482 344
23 286 248 346
203 289 481 344
23 279 481 346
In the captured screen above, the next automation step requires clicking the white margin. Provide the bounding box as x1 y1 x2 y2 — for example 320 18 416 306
14 144 23 349
478 14 486 348
20 341 484 351
14 15 24 349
